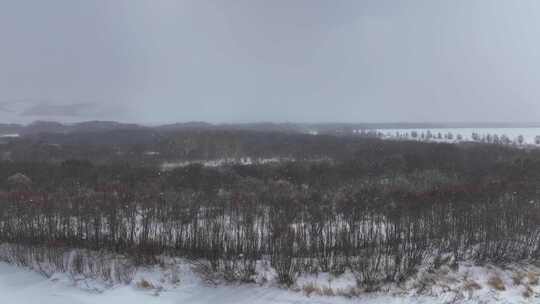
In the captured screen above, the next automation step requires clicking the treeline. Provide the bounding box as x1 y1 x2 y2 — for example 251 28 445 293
386 129 540 146
0 129 385 165
0 139 539 287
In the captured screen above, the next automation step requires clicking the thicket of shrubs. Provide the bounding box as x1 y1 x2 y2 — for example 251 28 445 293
0 136 539 288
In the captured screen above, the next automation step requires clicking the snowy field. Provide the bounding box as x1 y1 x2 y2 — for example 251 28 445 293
377 127 540 144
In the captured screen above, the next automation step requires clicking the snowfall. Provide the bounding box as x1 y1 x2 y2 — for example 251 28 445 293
2 259 540 304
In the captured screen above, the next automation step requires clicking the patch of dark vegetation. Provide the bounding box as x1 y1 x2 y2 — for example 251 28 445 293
0 131 539 286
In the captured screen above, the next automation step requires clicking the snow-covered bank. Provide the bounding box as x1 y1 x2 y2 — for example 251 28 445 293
0 261 426 304
2 259 540 304
1 241 540 303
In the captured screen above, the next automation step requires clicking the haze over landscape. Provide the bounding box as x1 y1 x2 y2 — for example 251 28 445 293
3 2 540 304
2 0 540 124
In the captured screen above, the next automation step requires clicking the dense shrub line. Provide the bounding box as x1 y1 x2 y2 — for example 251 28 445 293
0 140 539 287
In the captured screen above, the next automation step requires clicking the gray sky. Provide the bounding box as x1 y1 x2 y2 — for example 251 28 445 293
1 0 540 124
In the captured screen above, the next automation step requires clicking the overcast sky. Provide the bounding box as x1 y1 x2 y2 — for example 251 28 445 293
1 0 540 124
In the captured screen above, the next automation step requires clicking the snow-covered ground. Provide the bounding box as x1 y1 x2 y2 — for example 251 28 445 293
0 262 418 304
0 134 19 138
161 157 292 170
2 260 540 304
160 157 332 170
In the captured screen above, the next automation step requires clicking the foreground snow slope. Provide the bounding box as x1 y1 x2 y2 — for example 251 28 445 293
2 261 539 304
0 262 438 304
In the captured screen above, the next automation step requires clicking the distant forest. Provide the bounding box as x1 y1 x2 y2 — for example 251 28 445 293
0 126 539 287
